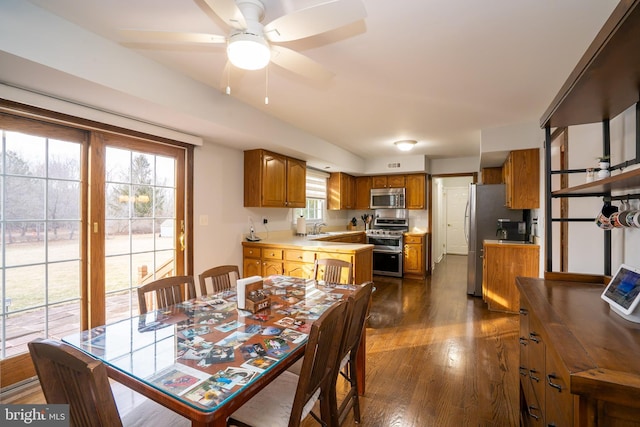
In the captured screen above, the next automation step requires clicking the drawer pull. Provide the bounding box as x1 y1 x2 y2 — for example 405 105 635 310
547 374 563 391
529 332 540 343
529 369 540 382
528 405 540 420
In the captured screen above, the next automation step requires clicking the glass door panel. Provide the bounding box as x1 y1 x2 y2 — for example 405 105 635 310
104 147 178 324
1 129 82 359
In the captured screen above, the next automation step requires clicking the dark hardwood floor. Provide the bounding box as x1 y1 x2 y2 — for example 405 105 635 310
316 254 520 427
3 254 520 426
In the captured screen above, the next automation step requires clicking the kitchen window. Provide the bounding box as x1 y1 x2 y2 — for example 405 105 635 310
299 168 328 222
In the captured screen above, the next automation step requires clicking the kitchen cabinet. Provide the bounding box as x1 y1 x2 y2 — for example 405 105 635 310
403 233 426 279
242 241 372 284
244 149 306 208
371 175 405 189
355 176 371 209
518 276 640 427
541 0 640 276
481 167 502 184
405 173 426 209
327 172 356 210
482 241 538 313
502 148 539 209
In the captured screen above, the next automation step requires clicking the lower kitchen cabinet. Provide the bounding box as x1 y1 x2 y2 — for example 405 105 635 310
242 241 372 284
403 233 427 279
482 241 539 313
517 276 640 427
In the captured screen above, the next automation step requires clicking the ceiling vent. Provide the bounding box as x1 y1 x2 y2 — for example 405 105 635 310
387 162 401 169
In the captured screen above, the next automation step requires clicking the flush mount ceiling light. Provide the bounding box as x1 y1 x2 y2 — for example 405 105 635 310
394 140 417 151
227 31 271 70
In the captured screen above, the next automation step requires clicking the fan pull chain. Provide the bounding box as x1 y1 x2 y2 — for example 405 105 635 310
264 65 269 105
226 64 231 95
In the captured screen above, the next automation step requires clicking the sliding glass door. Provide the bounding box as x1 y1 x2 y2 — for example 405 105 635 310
0 111 189 387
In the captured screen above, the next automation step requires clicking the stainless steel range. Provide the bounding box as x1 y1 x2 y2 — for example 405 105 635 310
366 210 408 277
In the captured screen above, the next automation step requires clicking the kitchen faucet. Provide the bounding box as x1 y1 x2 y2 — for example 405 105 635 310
312 222 327 235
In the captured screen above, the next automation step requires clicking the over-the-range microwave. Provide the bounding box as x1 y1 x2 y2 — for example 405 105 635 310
370 188 406 209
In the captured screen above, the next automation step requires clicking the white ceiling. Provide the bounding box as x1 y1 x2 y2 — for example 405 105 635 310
2 0 620 170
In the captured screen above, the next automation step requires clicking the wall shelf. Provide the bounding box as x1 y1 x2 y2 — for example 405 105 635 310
552 167 640 196
542 0 640 276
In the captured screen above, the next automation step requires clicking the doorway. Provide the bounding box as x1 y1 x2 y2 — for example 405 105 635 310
431 175 474 266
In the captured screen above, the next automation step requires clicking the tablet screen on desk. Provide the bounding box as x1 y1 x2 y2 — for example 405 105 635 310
601 264 640 315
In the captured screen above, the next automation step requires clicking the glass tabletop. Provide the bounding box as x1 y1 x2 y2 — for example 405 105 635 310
62 276 355 412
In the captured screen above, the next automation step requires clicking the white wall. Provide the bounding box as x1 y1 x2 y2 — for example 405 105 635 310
429 156 479 175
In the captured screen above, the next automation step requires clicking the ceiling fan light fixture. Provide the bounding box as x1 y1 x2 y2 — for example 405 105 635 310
394 140 417 151
227 32 271 70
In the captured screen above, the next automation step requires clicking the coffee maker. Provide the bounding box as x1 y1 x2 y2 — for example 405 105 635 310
496 219 527 241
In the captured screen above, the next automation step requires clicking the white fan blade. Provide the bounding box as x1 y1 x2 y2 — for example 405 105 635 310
270 45 334 81
201 0 247 30
119 29 226 44
264 0 366 43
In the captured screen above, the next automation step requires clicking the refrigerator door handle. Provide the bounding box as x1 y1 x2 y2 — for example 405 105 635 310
464 200 470 243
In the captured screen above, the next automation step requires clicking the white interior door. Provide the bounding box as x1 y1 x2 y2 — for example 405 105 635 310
445 186 469 255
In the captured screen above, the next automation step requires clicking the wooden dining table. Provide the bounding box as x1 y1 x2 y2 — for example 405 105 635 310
62 275 363 427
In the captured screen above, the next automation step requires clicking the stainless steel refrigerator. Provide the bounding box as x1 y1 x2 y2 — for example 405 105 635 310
464 184 523 296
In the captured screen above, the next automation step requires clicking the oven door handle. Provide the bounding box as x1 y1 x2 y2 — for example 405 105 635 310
373 249 402 254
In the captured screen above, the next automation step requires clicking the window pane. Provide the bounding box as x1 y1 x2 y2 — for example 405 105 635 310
5 221 46 266
48 261 81 302
5 176 45 220
106 255 131 294
131 153 154 185
48 180 80 220
131 220 154 253
5 132 45 177
156 156 175 187
106 147 130 183
48 221 80 263
106 183 132 219
5 265 46 311
155 188 175 218
48 139 81 180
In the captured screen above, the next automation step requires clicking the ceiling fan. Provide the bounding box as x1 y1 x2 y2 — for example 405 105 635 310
120 0 367 82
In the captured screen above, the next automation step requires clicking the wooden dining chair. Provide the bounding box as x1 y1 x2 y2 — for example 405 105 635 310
198 265 240 295
330 281 374 425
314 258 353 284
28 338 124 427
137 275 196 314
227 299 350 427
28 338 190 427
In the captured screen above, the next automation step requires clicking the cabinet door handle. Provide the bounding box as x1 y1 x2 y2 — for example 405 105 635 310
529 332 540 343
519 337 528 346
528 405 540 420
547 374 563 392
519 367 528 377
519 308 528 316
529 369 540 382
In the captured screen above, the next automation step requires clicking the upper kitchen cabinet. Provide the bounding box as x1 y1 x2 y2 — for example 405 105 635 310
372 175 405 188
328 172 356 210
405 173 427 209
244 149 306 208
355 176 371 210
502 148 539 209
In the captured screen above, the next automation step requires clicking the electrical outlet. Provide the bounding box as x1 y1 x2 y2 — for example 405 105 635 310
262 217 268 224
